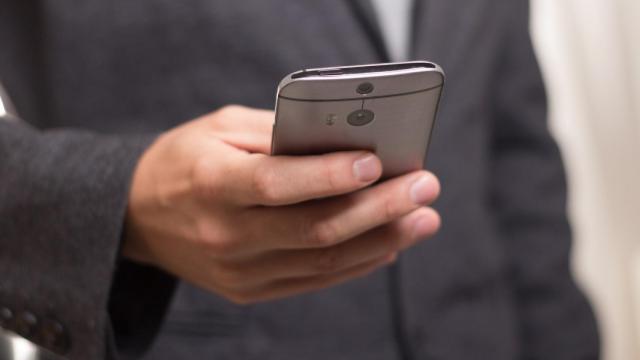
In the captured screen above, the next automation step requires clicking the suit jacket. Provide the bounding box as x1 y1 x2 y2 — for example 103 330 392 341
0 0 600 359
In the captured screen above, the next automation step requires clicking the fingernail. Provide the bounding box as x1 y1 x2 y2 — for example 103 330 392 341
412 216 435 238
353 154 381 182
410 175 437 204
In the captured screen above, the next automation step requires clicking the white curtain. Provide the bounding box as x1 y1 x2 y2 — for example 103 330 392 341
531 1 640 359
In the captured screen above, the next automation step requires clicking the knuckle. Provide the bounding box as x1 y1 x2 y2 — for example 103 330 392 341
191 156 222 198
195 221 235 257
382 197 404 222
208 239 237 258
306 221 339 247
205 106 238 130
203 111 223 130
320 157 340 192
217 104 244 118
251 163 279 203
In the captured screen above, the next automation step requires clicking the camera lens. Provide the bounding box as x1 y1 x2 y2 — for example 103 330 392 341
357 82 374 94
347 109 375 126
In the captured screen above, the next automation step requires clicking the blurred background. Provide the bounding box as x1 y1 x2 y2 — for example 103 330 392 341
532 0 640 359
2 1 638 359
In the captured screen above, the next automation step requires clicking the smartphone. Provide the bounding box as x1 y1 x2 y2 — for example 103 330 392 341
271 61 445 179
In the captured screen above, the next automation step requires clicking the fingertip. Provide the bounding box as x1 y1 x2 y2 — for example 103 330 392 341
409 171 440 205
352 152 382 183
426 172 441 199
425 207 442 234
411 207 441 239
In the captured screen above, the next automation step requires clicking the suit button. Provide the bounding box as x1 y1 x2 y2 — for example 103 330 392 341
0 307 14 328
14 311 38 338
37 318 71 355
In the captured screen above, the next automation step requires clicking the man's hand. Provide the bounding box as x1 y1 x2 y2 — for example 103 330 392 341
123 105 441 304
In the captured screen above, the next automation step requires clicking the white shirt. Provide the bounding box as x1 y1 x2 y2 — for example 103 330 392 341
370 0 413 61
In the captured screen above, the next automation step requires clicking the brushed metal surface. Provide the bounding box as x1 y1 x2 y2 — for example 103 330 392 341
272 61 444 179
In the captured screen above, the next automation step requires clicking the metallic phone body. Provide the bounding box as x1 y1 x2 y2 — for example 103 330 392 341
271 61 445 179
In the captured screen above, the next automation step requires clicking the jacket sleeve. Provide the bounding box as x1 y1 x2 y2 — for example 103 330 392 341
490 1 600 358
0 120 175 359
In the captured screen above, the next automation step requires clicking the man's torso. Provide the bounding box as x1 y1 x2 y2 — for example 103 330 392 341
5 1 535 358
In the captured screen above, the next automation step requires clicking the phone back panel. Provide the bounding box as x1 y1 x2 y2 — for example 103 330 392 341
272 62 444 179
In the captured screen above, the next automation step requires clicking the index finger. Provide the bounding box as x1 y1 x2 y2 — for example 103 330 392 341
225 151 383 206
200 105 275 154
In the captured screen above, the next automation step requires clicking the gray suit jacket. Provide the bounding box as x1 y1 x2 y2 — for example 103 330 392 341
0 1 599 359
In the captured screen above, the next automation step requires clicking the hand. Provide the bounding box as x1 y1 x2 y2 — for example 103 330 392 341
123 105 441 304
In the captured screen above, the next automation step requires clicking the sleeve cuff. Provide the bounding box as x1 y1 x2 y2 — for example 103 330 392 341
108 260 177 357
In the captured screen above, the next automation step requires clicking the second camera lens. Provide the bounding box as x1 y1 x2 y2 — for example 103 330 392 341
347 109 375 126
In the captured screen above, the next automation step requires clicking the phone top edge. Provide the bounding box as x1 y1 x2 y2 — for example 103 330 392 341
291 60 437 78
278 61 444 91
277 61 445 102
